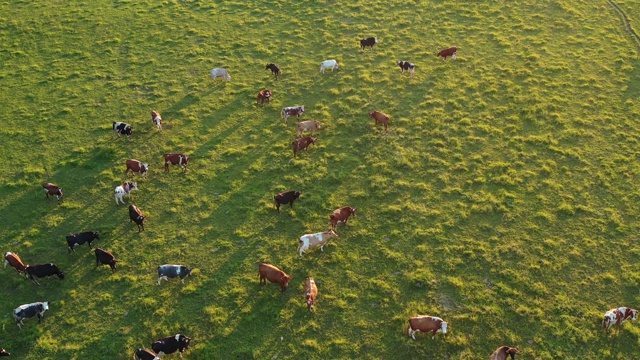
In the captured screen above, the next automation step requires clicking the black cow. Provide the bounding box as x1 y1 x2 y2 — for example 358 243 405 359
0 348 9 356
66 231 100 253
158 265 193 285
360 37 377 50
113 121 133 139
274 191 301 213
265 63 281 80
152 334 192 358
13 302 49 329
129 204 145 232
26 264 65 285
397 61 416 76
134 348 159 360
95 248 117 272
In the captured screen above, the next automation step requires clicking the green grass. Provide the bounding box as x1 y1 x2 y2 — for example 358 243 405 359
1 0 640 359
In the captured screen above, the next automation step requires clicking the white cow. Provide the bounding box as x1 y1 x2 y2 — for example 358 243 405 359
297 230 338 257
320 59 338 74
210 68 231 82
114 181 138 205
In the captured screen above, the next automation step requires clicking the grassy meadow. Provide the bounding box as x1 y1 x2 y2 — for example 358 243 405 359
1 0 640 359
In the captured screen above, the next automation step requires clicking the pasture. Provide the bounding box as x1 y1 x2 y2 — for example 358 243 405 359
1 0 640 358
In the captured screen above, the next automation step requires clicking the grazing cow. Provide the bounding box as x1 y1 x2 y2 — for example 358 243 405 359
407 315 449 340
603 307 638 331
134 348 160 360
296 120 321 137
0 349 9 356
4 252 28 275
125 159 149 178
151 110 162 131
397 61 416 76
281 105 304 123
491 346 520 360
13 302 49 329
157 264 193 285
113 121 133 140
25 263 65 285
368 110 390 131
42 182 63 202
210 68 231 82
292 136 317 157
258 263 291 292
297 230 338 257
129 204 146 232
256 89 272 106
163 153 190 173
320 59 339 74
95 248 117 272
274 191 301 213
265 63 281 80
66 231 100 253
115 181 138 205
305 277 318 310
151 334 192 358
360 37 377 50
437 46 457 61
330 206 357 230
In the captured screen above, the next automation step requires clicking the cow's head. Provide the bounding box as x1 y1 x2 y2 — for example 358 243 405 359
350 207 357 216
177 334 192 348
93 231 100 239
506 347 520 360
293 191 301 199
327 230 338 238
183 156 190 165
42 302 49 312
310 137 317 145
185 267 193 277
142 163 149 172
281 275 291 291
631 309 639 321
440 321 448 334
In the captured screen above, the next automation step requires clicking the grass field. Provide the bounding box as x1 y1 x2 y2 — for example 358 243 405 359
1 1 640 359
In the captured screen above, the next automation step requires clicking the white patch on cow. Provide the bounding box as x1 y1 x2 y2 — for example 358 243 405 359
175 334 180 341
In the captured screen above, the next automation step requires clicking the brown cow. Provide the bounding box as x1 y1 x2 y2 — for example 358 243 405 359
129 204 146 232
256 89 272 106
42 182 64 202
292 136 317 157
163 153 190 173
296 120 321 137
407 315 448 340
437 46 457 61
491 346 520 360
603 307 638 332
330 206 357 230
125 159 149 178
95 248 117 272
305 277 318 310
258 263 291 292
4 252 28 275
368 111 389 131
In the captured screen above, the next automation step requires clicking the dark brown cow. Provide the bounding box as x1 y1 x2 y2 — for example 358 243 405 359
305 277 318 310
330 206 357 230
368 110 390 131
266 63 281 80
125 159 149 178
42 182 63 202
274 191 301 213
129 204 145 232
491 346 520 360
360 37 378 50
256 89 272 106
163 153 190 172
407 315 449 340
437 46 457 61
95 248 117 272
292 136 317 157
4 252 28 275
258 263 291 292
151 110 162 131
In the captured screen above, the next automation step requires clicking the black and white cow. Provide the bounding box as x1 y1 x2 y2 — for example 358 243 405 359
26 263 65 285
66 231 100 253
95 248 117 272
13 301 49 329
0 348 9 356
158 264 193 285
113 121 133 140
152 334 192 358
134 348 160 360
397 61 416 76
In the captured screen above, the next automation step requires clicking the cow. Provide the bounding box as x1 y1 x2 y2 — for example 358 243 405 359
25 263 65 285
43 182 63 202
281 105 304 123
437 46 457 61
163 153 190 173
115 181 138 205
292 136 317 157
257 89 272 106
66 231 100 253
274 191 301 213
603 307 638 332
134 348 160 360
296 120 321 137
397 61 416 76
330 206 357 230
265 63 281 80
125 159 149 178
491 346 520 360
129 204 146 232
4 252 28 275
151 334 192 358
157 265 193 285
297 230 338 257
407 315 449 340
210 68 231 82
320 59 338 74
151 110 162 131
95 248 117 272
305 277 318 310
0 349 9 356
360 37 377 50
368 110 390 131
113 121 133 140
258 263 291 292
13 302 49 329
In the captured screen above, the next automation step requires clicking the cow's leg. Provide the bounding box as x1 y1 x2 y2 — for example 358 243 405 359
38 313 44 323
409 328 416 340
452 53 457 60
181 278 185 284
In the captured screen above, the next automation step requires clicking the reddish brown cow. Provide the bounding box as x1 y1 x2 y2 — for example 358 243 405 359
292 136 317 157
491 346 520 360
129 204 146 232
95 248 117 272
258 263 291 292
407 315 449 340
163 153 190 172
296 120 321 137
125 159 149 178
256 89 272 106
42 182 64 202
330 206 357 230
437 46 457 61
368 111 390 131
305 277 318 310
603 307 638 332
4 252 28 275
